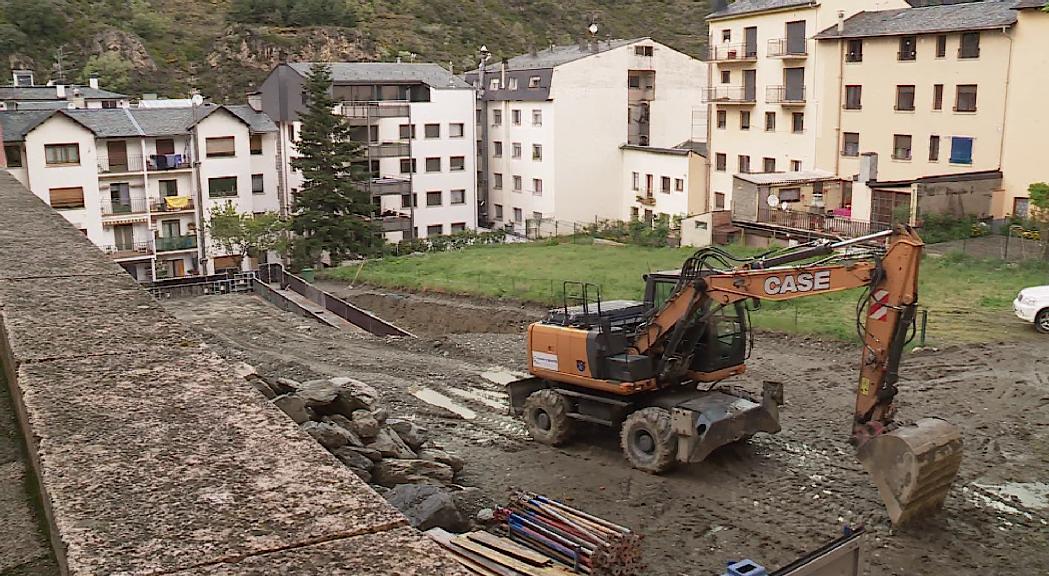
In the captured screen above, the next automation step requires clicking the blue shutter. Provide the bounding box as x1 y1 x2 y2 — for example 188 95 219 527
950 137 973 165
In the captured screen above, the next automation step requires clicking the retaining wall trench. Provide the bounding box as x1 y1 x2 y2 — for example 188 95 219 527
0 173 468 575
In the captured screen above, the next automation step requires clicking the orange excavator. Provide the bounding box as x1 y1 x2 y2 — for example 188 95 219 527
507 227 963 525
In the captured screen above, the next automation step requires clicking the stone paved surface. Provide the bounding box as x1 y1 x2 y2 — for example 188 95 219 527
0 172 469 574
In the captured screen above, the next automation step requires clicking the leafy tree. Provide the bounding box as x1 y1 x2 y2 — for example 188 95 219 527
207 203 287 266
1027 182 1049 259
290 63 378 266
229 0 289 25
4 0 65 39
288 0 356 27
80 52 133 93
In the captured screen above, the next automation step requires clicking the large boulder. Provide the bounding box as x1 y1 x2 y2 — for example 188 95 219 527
385 484 467 532
296 379 341 408
331 377 379 415
367 428 417 459
347 467 372 483
302 421 353 450
417 448 465 475
370 406 389 425
272 377 302 395
351 409 380 439
320 416 363 447
249 378 277 400
386 418 428 451
273 394 312 424
372 459 454 487
332 446 374 471
340 445 383 462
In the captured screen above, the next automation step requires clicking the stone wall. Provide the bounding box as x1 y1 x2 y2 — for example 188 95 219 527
0 172 468 575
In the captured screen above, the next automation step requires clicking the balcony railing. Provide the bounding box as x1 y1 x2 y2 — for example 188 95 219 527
703 86 757 104
708 43 758 62
766 85 806 105
155 234 197 252
366 142 411 158
98 154 144 174
340 101 411 120
636 194 656 207
767 38 808 58
147 153 192 171
365 178 411 196
101 197 149 215
377 214 412 233
102 241 154 259
753 206 887 238
150 196 195 213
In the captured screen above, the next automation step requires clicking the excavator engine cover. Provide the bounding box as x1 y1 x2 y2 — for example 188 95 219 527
856 418 963 525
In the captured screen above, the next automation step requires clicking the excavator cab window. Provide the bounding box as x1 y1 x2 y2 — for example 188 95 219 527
651 279 676 310
690 301 748 374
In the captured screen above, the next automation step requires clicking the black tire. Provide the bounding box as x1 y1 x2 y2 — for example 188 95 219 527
1036 309 1049 334
620 407 678 474
523 389 575 446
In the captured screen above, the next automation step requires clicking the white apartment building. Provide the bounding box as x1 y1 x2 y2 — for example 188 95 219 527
705 0 909 213
0 69 129 110
259 62 478 240
465 38 707 234
621 141 709 224
0 104 280 280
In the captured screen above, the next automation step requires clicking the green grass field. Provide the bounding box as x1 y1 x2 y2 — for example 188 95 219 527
324 242 1049 345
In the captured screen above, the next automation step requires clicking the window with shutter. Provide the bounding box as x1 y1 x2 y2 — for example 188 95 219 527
205 137 235 157
48 187 85 209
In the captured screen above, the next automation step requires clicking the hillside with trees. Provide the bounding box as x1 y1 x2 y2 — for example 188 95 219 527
0 0 713 101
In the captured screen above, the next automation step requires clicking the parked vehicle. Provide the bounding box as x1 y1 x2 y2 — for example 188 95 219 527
1014 286 1049 334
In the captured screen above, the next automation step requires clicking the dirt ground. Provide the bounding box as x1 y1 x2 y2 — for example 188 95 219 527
168 287 1049 576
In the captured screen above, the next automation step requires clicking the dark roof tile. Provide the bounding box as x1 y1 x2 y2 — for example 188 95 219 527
815 0 1017 39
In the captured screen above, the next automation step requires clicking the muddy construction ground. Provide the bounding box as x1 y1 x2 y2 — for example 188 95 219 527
166 286 1049 576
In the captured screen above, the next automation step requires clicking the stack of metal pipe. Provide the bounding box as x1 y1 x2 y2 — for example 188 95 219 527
497 491 644 576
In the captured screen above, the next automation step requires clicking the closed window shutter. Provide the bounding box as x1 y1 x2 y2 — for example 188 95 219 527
49 187 84 208
206 137 235 157
950 137 973 164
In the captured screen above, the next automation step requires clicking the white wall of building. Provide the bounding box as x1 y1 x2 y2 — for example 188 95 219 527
620 148 693 221
485 100 556 229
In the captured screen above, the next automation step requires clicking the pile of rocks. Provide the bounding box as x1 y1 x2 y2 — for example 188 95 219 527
244 370 487 532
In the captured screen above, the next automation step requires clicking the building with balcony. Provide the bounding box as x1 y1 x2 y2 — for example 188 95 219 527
704 0 911 214
465 38 706 235
259 62 478 240
0 103 280 280
621 140 708 225
813 0 1048 224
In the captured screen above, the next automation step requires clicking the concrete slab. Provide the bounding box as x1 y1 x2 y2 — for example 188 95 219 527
16 351 408 575
172 526 469 575
0 461 52 573
0 275 203 362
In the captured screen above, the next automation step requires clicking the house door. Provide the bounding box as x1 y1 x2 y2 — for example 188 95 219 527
645 174 654 195
784 67 805 101
110 183 131 212
743 69 757 102
871 190 911 229
113 224 134 250
744 26 758 58
172 259 185 277
786 20 806 55
161 219 181 238
107 140 128 171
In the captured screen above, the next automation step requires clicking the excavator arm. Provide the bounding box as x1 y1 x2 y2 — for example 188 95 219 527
629 227 962 524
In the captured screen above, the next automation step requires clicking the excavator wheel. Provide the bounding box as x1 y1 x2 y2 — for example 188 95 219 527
621 407 678 474
523 389 575 446
857 417 964 526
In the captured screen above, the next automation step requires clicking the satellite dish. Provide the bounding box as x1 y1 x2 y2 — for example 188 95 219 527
767 194 780 209
191 94 204 106
588 23 599 36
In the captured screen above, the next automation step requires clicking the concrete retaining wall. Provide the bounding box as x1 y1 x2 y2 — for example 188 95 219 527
0 172 467 575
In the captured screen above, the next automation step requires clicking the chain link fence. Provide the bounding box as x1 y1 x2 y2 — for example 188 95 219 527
923 219 1046 262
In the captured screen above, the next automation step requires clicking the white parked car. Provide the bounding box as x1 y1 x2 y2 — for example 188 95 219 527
1014 286 1049 334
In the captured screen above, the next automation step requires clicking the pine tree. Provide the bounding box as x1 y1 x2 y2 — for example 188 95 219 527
290 63 378 266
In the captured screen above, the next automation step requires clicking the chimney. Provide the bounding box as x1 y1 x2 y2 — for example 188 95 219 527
55 84 65 98
12 69 34 87
247 92 263 111
837 11 845 34
89 75 99 90
500 59 507 89
859 153 879 184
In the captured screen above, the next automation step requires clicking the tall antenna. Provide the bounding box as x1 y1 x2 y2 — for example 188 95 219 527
52 46 68 83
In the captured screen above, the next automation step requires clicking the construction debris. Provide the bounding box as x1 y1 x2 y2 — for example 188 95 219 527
426 492 643 576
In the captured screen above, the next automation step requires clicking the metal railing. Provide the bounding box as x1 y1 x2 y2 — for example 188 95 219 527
147 153 192 171
766 85 806 105
365 178 411 196
754 206 887 238
708 43 758 62
101 241 154 258
339 101 411 119
149 196 195 213
703 86 757 104
100 197 149 215
636 194 656 206
366 142 411 158
767 38 808 58
97 154 145 173
154 234 197 252
377 215 411 232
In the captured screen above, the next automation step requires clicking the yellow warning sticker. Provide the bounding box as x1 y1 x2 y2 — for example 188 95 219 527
859 377 871 396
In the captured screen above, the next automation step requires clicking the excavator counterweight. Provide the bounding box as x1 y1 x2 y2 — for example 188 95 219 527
507 227 963 525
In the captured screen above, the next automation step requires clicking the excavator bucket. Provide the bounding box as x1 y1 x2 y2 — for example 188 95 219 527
856 418 963 525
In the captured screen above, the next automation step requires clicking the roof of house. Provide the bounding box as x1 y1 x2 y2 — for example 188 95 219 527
5 100 70 111
735 169 838 186
0 105 277 142
0 85 127 102
287 62 471 89
707 0 816 20
0 110 58 142
1012 0 1044 8
815 0 1018 39
675 139 708 157
500 38 644 70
